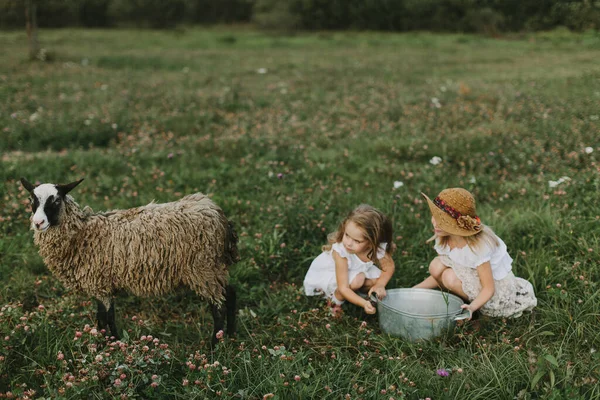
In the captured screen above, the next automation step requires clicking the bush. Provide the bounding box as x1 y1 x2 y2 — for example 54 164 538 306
464 7 505 35
253 0 302 31
79 0 112 27
108 0 187 29
186 0 254 24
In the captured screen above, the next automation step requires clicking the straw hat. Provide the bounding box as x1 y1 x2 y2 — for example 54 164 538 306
421 188 482 237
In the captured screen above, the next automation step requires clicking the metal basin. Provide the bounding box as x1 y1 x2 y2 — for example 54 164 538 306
372 288 469 341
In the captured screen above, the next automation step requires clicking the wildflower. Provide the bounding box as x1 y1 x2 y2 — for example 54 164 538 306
436 368 450 377
215 330 224 340
585 147 594 154
150 382 158 388
393 181 404 189
151 375 159 381
325 324 331 329
457 368 463 373
360 321 367 329
263 394 275 400
430 156 442 165
277 173 284 179
114 379 122 386
37 305 45 311
431 97 441 108
182 379 189 386
548 176 570 188
257 68 267 74
57 352 64 360
95 355 103 362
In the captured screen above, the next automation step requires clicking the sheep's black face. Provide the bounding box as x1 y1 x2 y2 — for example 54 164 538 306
20 178 84 232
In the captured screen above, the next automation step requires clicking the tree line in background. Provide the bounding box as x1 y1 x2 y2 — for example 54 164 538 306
1 0 599 33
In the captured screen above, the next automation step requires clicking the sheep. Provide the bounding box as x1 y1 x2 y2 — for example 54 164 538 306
20 177 239 345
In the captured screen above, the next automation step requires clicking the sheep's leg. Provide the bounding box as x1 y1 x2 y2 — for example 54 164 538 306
96 300 109 335
210 302 226 346
106 302 120 340
96 299 120 340
225 284 236 336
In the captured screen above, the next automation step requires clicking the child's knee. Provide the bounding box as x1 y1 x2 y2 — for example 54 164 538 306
350 273 366 290
429 257 445 280
441 268 459 289
363 278 376 289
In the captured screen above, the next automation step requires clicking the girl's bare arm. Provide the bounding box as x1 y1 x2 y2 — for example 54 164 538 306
333 251 372 309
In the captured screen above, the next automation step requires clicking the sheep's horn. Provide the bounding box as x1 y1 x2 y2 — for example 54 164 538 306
20 177 36 193
56 178 84 196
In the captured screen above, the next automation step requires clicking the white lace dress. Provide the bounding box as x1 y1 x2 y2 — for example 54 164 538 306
435 236 537 318
303 242 386 303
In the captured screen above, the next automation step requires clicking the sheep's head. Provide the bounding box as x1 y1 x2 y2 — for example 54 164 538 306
20 178 83 232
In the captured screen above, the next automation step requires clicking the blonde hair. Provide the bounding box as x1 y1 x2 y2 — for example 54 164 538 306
433 224 499 251
323 204 395 266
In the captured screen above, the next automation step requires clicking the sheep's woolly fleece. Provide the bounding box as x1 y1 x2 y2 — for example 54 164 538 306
33 193 238 308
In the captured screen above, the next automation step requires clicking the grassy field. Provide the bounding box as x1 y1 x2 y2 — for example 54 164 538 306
1 27 599 399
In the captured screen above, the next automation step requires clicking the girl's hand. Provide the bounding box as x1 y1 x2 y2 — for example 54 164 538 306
368 285 387 301
460 304 474 320
363 300 376 314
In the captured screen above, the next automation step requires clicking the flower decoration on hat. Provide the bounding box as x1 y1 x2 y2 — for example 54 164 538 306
456 215 481 231
433 196 481 231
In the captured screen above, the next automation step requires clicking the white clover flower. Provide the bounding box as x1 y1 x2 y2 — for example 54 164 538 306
469 176 476 184
257 68 267 74
548 176 570 188
393 181 404 189
430 156 442 165
585 147 594 154
431 97 441 109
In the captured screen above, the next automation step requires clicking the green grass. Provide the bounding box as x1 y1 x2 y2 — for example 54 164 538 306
1 26 599 399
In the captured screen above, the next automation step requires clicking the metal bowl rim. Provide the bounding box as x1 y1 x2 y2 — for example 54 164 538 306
378 288 465 318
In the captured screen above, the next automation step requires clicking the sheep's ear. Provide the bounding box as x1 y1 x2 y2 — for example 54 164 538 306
20 177 36 193
56 178 84 197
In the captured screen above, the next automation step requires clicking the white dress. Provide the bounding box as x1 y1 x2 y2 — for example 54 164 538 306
435 236 537 318
303 242 386 303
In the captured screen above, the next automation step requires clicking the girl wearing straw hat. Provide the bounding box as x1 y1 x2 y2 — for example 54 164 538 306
414 188 537 319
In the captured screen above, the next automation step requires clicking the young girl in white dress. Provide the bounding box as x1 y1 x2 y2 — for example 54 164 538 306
303 204 396 315
414 188 537 319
